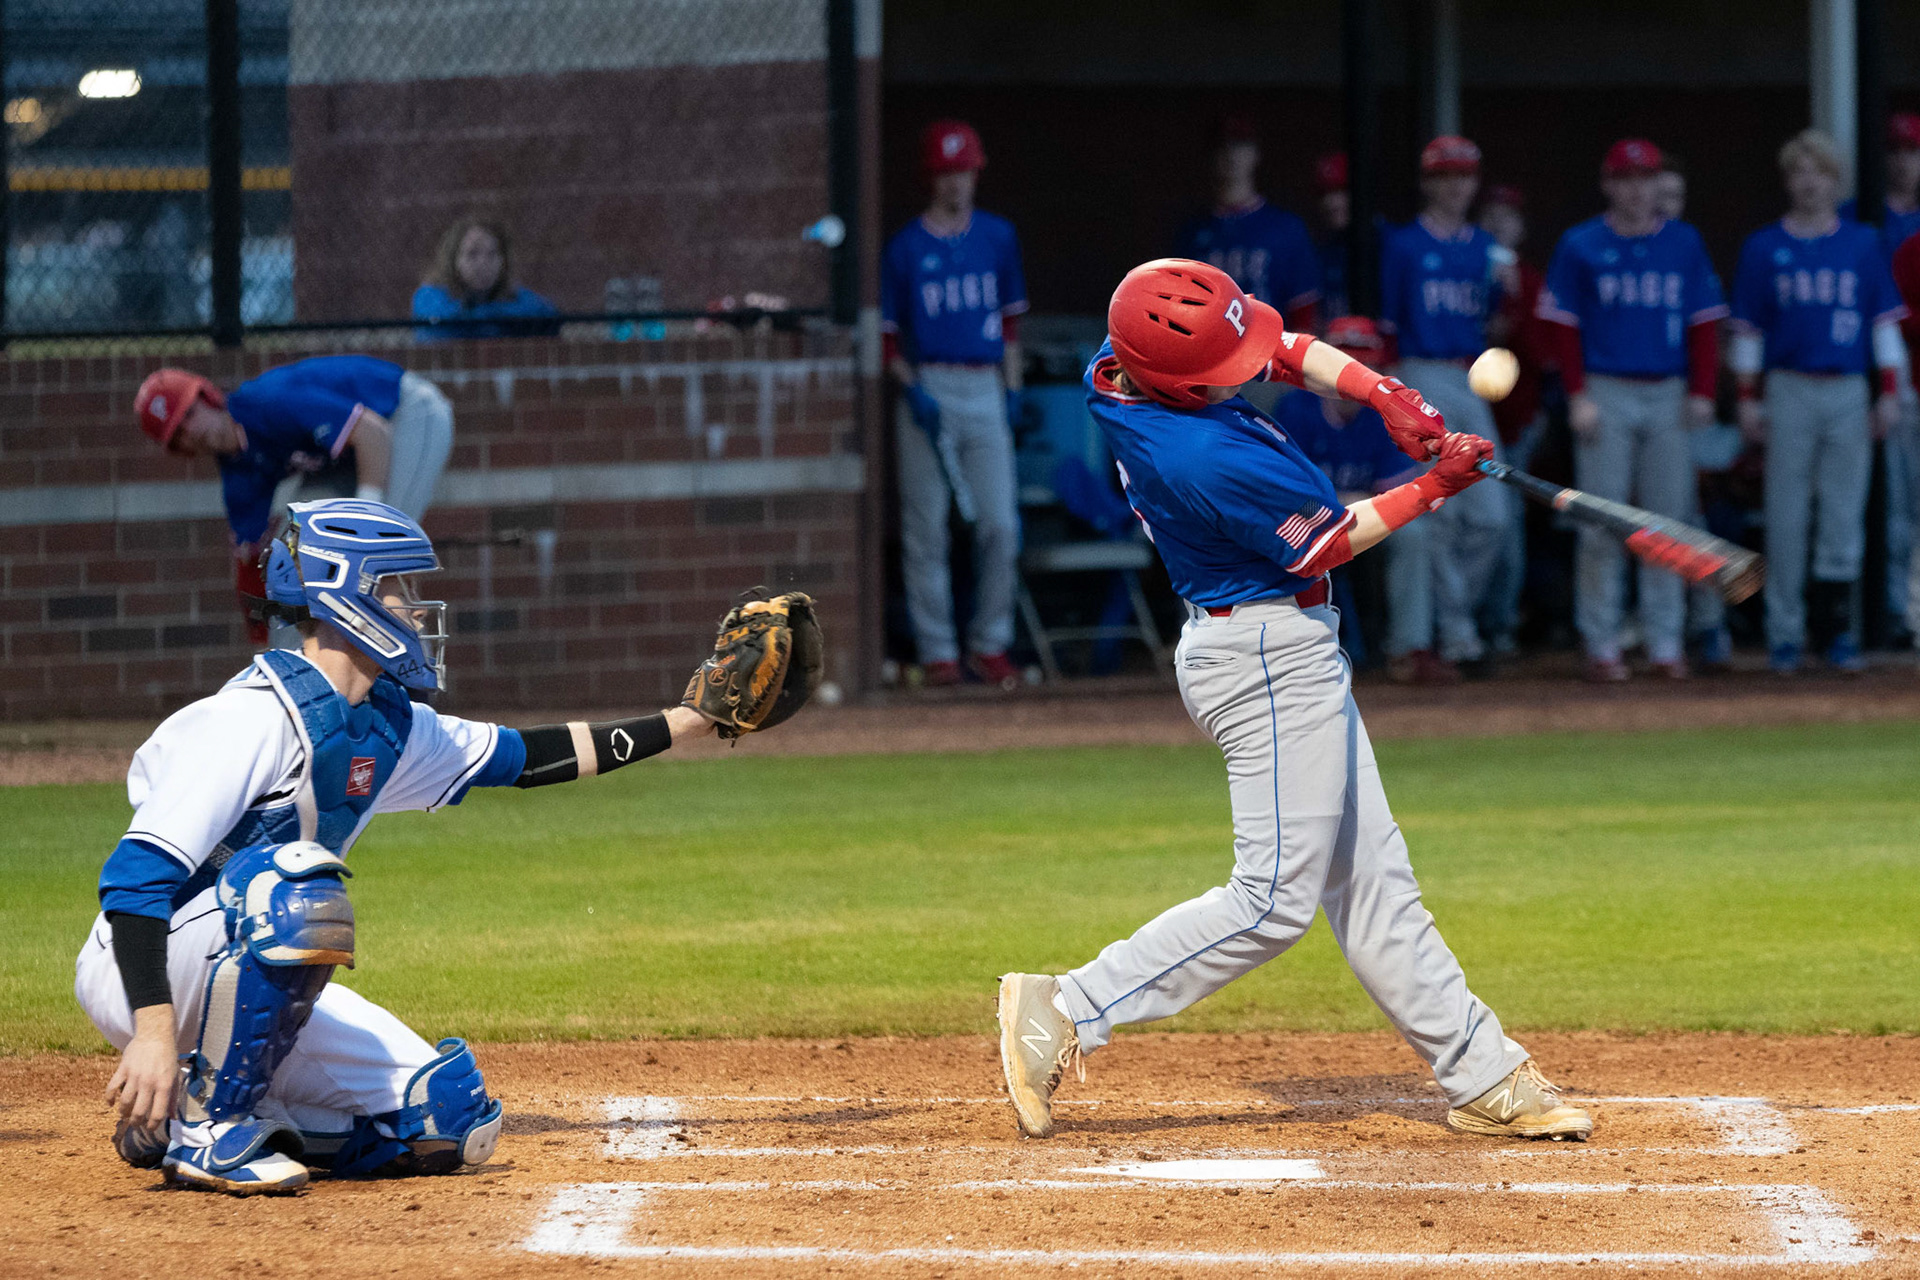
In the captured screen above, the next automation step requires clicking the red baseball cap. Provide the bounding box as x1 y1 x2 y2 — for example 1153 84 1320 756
1420 136 1481 176
1216 113 1259 146
1484 183 1525 210
921 119 985 176
1314 152 1349 193
1890 112 1920 152
134 368 225 449
1322 315 1386 357
1602 138 1664 177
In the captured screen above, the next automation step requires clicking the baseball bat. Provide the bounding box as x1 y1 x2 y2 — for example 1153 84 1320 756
1476 460 1764 604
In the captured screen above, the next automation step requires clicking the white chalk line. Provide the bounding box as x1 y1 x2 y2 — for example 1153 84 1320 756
601 1093 1805 1160
522 1181 1875 1267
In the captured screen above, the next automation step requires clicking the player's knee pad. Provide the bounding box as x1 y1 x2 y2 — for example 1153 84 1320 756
315 1038 503 1178
180 842 354 1125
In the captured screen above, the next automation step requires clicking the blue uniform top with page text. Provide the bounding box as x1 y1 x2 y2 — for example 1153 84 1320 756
1084 342 1353 609
881 212 1028 365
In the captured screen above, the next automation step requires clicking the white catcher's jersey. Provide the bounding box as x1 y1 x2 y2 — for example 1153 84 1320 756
123 653 502 885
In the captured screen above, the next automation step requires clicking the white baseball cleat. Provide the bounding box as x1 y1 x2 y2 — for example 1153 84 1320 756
1446 1060 1594 1141
163 1117 311 1195
996 973 1083 1139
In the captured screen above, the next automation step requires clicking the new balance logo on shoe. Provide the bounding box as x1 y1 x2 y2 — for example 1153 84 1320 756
1020 1016 1055 1061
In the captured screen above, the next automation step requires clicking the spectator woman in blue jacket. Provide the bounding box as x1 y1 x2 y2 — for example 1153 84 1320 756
412 217 560 341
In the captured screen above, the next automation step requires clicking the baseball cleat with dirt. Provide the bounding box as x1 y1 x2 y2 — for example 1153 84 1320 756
996 972 1083 1139
1446 1060 1593 1141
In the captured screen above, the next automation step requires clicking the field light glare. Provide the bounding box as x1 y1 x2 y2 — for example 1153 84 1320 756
78 69 142 99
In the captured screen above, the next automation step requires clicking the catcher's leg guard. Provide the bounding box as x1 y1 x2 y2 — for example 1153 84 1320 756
165 842 353 1194
309 1038 504 1177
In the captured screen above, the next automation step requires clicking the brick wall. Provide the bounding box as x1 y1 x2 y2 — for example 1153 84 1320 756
286 0 831 320
0 329 869 721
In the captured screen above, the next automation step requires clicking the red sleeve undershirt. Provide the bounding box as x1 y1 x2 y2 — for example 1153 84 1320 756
1292 528 1354 577
1685 320 1719 400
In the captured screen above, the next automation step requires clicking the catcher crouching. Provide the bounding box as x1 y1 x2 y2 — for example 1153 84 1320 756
75 498 823 1195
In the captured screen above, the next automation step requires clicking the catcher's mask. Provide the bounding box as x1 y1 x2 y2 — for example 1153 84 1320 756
259 499 448 692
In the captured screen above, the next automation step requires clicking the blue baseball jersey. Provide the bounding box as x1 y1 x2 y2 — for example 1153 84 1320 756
1271 392 1422 497
1174 199 1323 311
1537 217 1727 377
1838 198 1920 263
1380 218 1503 360
1085 342 1352 608
1731 219 1906 375
881 212 1028 365
220 355 407 544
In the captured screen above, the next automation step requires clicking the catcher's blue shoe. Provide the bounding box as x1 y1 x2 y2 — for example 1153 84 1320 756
163 1118 310 1195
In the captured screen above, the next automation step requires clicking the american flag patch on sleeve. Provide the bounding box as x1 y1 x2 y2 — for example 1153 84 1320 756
1277 504 1333 545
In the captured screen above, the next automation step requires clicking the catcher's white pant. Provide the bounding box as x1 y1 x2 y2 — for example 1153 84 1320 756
896 364 1019 665
1055 595 1529 1106
74 907 438 1139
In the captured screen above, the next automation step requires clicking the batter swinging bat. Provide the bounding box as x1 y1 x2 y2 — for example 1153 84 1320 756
1476 460 1763 604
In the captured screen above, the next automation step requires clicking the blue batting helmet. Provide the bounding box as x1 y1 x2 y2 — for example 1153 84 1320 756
263 499 448 691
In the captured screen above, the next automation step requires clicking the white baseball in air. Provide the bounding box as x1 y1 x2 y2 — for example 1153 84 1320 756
816 680 844 707
1469 347 1520 402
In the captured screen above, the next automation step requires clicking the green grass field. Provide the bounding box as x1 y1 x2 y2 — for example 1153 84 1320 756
2 721 1916 1055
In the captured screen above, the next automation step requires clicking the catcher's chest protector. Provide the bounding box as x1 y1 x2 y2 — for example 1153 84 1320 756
171 651 412 912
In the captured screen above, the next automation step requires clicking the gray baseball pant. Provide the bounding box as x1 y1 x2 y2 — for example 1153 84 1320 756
897 364 1020 664
1574 375 1690 663
1762 370 1872 650
383 371 456 517
1056 596 1529 1107
1900 400 1920 638
1399 360 1512 663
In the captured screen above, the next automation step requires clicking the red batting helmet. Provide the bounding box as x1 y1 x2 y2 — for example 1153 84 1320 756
921 120 985 176
1602 138 1664 177
1420 136 1481 175
1107 258 1284 411
134 368 225 449
1322 315 1386 357
1314 152 1349 193
1891 112 1920 152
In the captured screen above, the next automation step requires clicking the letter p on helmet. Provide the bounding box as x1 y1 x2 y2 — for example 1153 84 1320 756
1224 298 1246 337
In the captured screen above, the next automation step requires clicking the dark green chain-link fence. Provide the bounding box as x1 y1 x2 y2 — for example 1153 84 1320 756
2 0 854 347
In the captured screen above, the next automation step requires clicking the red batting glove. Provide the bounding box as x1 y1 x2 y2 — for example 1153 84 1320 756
1421 432 1494 499
1370 377 1448 459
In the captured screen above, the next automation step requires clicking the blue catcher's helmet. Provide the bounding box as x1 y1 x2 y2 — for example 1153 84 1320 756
263 499 448 691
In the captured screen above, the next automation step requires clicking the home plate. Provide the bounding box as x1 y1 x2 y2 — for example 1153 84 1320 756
1072 1159 1326 1182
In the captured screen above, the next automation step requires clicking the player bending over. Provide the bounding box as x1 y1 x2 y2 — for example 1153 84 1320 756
77 499 819 1194
997 259 1591 1143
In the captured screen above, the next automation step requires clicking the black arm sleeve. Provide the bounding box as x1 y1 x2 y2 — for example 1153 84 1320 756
514 713 674 787
107 911 172 1012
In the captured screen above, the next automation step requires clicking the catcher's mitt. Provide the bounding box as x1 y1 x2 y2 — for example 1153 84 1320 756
682 589 824 740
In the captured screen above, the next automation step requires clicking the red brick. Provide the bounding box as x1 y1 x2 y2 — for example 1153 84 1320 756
9 628 82 658
35 457 115 486
86 559 161 586
487 440 556 468
46 524 119 555
7 561 80 590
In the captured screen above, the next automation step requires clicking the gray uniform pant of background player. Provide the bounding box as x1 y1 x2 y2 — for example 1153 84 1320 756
1574 375 1690 663
1762 370 1872 649
1055 596 1530 1107
1398 360 1512 663
1382 517 1436 658
896 364 1019 664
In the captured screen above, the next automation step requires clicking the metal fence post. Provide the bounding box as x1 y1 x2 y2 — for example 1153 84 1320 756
1343 0 1381 317
825 0 859 328
206 0 244 347
1 0 10 351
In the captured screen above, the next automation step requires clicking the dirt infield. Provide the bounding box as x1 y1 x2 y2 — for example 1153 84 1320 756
6 1031 1920 1278
6 661 1920 785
